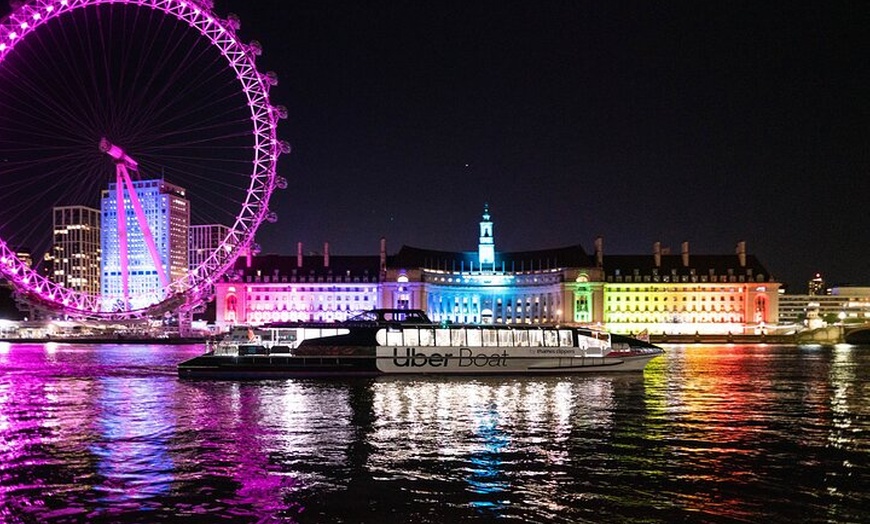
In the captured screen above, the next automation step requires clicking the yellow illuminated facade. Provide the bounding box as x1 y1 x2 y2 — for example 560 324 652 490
600 242 780 334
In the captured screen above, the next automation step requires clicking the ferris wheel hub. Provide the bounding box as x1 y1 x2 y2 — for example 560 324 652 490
99 138 138 170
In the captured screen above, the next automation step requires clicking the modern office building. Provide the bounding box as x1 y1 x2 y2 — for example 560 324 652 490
100 179 189 310
189 224 230 270
808 273 826 296
779 286 870 327
49 206 101 295
213 206 781 335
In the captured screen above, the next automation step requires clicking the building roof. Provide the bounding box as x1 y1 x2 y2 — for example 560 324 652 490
230 253 380 277
389 244 594 271
603 253 776 282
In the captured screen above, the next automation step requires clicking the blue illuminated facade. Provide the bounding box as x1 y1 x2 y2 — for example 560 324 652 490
100 179 189 311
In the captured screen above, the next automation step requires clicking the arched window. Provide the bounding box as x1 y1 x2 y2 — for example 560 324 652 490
754 295 768 323
225 295 238 323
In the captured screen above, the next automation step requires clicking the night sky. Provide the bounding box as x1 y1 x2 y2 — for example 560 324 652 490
219 0 869 292
4 1 863 293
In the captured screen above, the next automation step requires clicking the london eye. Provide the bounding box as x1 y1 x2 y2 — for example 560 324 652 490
0 0 288 320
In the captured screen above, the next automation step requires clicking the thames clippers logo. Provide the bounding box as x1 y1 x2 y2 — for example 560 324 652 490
390 347 508 368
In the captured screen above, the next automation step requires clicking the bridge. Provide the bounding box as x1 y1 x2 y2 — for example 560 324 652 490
794 324 870 345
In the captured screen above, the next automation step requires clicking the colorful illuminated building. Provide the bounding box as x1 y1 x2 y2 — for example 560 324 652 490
213 206 781 334
601 241 780 334
100 179 189 311
214 242 382 327
49 205 101 296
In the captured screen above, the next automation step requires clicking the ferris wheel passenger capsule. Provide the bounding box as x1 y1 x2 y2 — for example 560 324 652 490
247 40 263 57
225 13 240 31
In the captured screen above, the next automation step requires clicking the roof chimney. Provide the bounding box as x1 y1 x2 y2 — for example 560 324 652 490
736 241 746 267
653 241 661 267
594 236 603 267
380 237 387 274
323 242 330 268
297 242 303 268
681 241 689 267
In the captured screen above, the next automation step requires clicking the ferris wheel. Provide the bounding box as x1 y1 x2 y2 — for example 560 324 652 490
0 0 289 320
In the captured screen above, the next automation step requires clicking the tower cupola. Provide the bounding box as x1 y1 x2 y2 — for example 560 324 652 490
478 203 495 268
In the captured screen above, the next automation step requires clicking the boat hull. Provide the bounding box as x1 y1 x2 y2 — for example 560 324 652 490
177 350 659 379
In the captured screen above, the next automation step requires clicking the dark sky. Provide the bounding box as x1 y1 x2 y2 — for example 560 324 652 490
221 1 869 292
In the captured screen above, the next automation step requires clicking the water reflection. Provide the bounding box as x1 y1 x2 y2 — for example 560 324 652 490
641 344 870 523
177 381 307 522
91 377 174 510
0 343 867 523
362 375 637 521
466 407 509 513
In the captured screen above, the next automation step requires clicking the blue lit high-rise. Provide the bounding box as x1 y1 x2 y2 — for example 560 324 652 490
100 179 189 311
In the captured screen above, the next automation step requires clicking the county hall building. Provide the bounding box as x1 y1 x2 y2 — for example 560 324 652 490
214 206 780 335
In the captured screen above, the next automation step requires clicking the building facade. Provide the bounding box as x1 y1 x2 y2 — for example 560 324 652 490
100 179 189 310
212 207 781 335
601 241 780 334
49 206 101 296
189 223 230 270
214 242 382 327
779 285 870 327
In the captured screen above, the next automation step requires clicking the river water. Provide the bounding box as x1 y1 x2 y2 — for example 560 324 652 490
0 342 866 523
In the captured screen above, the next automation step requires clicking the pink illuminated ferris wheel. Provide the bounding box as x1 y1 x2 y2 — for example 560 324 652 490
0 0 289 320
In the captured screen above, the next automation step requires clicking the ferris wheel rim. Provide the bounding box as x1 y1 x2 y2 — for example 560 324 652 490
0 0 283 321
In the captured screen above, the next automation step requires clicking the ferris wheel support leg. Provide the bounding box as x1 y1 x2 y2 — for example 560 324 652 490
118 165 170 292
116 170 129 308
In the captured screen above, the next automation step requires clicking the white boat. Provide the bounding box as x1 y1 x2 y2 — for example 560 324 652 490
179 309 663 378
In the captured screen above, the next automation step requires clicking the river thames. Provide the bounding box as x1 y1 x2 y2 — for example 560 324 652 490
0 342 866 523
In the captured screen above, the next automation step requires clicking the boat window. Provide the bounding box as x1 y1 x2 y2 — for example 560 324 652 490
403 328 419 347
498 330 513 347
543 330 559 347
419 328 435 346
482 329 498 347
514 330 529 346
386 328 404 346
275 329 297 342
529 330 543 346
450 328 466 347
466 328 481 347
435 328 451 347
559 330 574 347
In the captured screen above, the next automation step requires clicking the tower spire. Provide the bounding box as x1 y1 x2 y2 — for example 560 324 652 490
478 203 495 268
